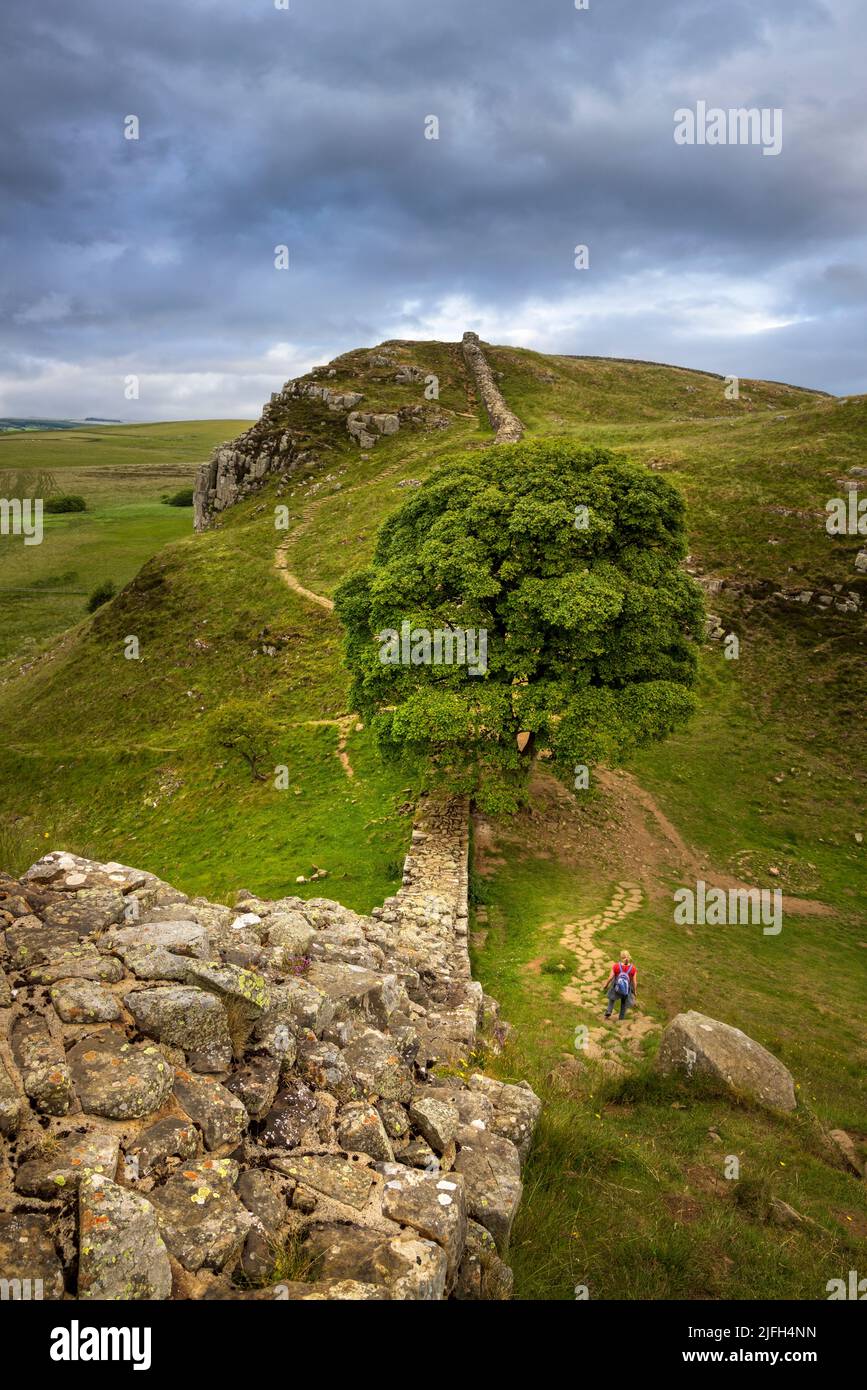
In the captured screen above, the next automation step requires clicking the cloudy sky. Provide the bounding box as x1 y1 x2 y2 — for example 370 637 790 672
2 0 866 420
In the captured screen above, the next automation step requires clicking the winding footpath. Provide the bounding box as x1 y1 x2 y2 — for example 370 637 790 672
559 882 659 1068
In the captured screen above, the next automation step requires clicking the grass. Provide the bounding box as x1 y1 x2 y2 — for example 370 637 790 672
0 420 250 661
469 620 867 1298
1 340 865 1299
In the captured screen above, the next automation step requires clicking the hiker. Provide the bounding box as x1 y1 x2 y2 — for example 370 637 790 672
603 951 636 1020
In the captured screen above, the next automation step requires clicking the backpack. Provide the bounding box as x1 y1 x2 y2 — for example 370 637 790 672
614 965 632 997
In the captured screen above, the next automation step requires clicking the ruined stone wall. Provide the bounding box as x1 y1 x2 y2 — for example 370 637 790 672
461 331 525 444
0 797 539 1302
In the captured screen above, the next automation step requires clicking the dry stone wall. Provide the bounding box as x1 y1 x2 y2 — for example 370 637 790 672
0 798 540 1301
461 331 525 443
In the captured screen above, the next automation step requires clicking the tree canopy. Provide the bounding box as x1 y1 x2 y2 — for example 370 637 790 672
334 439 705 812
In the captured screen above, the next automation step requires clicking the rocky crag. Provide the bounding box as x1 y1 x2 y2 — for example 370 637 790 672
0 795 540 1301
193 334 524 530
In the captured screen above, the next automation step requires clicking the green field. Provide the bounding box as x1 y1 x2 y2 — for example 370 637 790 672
0 420 250 661
1 343 864 1299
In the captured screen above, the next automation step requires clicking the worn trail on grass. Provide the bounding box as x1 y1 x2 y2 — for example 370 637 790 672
274 518 353 774
559 882 659 1069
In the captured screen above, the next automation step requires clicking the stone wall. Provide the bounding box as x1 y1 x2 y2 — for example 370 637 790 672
461 331 525 444
0 799 540 1301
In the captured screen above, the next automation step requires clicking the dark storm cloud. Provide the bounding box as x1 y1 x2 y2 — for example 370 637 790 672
1 0 865 417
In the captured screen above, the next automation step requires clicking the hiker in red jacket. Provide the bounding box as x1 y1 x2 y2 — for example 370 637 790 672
603 951 636 1020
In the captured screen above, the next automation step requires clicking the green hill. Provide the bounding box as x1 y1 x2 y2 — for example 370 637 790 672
1 341 865 1300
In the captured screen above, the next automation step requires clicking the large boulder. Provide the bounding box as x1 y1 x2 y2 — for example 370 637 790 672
452 1128 522 1252
379 1165 467 1284
174 1070 248 1150
149 1159 254 1272
655 1011 796 1111
0 1053 25 1136
49 978 122 1023
125 985 232 1069
305 1223 447 1300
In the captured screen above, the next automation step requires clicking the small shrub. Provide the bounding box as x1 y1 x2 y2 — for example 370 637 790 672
86 580 115 613
45 494 86 513
468 874 491 907
162 487 194 507
205 699 279 782
270 1233 317 1285
540 954 572 977
733 1175 775 1221
281 953 311 977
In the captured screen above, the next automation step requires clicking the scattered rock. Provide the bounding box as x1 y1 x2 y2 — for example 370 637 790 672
150 1159 254 1272
11 1014 73 1115
78 1172 172 1300
68 1034 174 1119
49 978 122 1023
0 1212 65 1299
15 1130 121 1198
174 1070 248 1151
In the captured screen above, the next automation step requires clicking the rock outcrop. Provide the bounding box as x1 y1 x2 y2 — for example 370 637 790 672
194 361 423 530
194 334 524 530
655 1010 796 1111
0 798 540 1300
461 331 524 443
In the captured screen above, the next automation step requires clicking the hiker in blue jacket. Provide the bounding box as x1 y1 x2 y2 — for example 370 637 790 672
603 950 636 1020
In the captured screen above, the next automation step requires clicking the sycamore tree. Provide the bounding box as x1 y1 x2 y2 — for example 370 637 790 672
334 440 704 813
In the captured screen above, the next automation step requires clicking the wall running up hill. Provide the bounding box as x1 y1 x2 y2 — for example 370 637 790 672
0 795 540 1301
461 331 525 443
193 334 525 530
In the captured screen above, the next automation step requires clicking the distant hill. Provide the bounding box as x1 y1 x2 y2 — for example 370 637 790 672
0 417 121 432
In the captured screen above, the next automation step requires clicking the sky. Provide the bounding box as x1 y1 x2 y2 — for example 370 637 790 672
2 0 866 421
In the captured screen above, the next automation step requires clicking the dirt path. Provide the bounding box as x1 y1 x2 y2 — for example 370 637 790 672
596 766 832 918
303 716 356 778
559 882 659 1068
274 543 335 611
475 761 832 1071
273 528 352 774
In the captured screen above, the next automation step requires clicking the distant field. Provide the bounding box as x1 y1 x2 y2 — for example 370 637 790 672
0 420 251 662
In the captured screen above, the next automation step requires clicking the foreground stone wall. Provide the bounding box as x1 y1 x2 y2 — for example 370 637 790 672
0 798 540 1301
461 331 525 443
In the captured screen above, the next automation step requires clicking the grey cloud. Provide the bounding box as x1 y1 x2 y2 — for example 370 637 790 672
0 0 864 418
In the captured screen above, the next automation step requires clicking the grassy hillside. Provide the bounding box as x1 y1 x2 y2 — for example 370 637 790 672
0 420 251 661
1 341 865 1299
